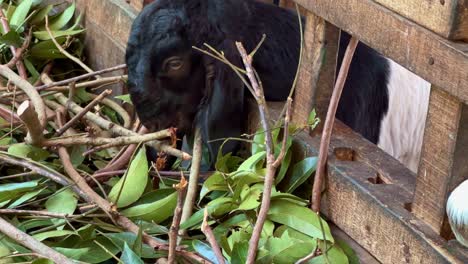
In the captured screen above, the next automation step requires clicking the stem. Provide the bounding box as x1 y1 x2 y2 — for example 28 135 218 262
311 36 359 212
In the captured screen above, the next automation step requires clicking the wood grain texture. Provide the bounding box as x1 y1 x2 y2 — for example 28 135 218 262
412 87 468 234
294 122 467 264
294 0 468 103
373 0 468 41
291 13 340 129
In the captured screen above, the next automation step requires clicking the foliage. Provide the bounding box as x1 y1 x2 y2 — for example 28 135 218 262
0 1 359 263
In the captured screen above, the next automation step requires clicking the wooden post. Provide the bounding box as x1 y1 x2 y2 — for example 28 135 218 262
291 11 340 131
412 87 468 236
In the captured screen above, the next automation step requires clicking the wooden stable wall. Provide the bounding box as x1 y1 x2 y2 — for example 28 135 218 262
285 0 468 263
71 0 468 263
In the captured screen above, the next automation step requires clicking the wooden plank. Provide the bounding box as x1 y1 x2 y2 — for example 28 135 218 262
291 12 340 128
128 0 144 11
373 0 468 41
293 0 468 104
412 87 468 234
293 121 467 264
330 223 380 264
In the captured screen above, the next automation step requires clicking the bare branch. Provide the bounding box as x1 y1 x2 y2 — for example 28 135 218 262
168 176 188 264
201 209 226 264
55 89 112 136
312 36 359 212
17 100 44 145
0 10 28 79
0 65 47 128
179 127 203 237
45 16 94 74
0 216 74 264
35 65 126 92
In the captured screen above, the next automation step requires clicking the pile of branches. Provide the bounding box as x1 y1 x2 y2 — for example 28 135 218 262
0 1 361 264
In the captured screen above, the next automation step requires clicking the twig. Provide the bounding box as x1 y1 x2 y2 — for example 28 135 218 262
168 176 188 264
44 129 172 148
0 10 28 79
0 209 75 218
0 152 89 201
35 65 126 91
272 98 292 168
235 42 291 264
17 101 44 145
5 28 32 69
201 209 225 264
89 92 132 129
0 65 47 128
42 84 190 160
56 140 208 262
179 127 203 237
45 16 94 74
0 216 74 264
55 89 112 136
311 36 359 212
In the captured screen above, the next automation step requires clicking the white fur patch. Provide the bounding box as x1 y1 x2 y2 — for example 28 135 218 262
447 180 468 247
377 59 431 173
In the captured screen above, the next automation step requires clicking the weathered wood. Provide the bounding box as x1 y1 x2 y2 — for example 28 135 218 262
128 0 143 11
412 87 468 235
374 0 468 41
294 121 467 264
294 0 468 104
330 223 380 264
291 12 340 129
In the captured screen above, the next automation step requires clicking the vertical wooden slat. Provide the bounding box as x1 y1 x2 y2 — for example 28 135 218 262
413 87 468 235
291 11 340 130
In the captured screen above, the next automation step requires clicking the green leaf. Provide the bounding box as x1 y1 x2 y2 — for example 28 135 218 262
200 171 228 201
283 157 318 193
230 241 248 264
10 0 33 29
252 129 266 155
45 188 77 229
75 236 120 263
0 180 39 203
121 243 144 264
237 151 266 172
268 200 333 242
44 3 76 30
336 239 360 264
33 230 76 242
54 247 89 261
30 4 53 25
121 189 177 223
32 259 54 264
104 232 164 259
276 150 292 184
309 244 349 264
258 232 316 264
70 145 86 167
29 37 68 59
193 240 225 264
180 197 236 230
8 143 50 162
0 31 22 47
109 147 148 208
237 185 261 211
133 228 143 256
33 29 84 41
115 94 132 104
8 187 45 208
308 109 320 130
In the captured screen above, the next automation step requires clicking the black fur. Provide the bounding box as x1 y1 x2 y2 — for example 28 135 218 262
126 0 389 165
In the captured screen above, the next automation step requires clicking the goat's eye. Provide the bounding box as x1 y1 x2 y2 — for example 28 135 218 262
163 57 184 72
